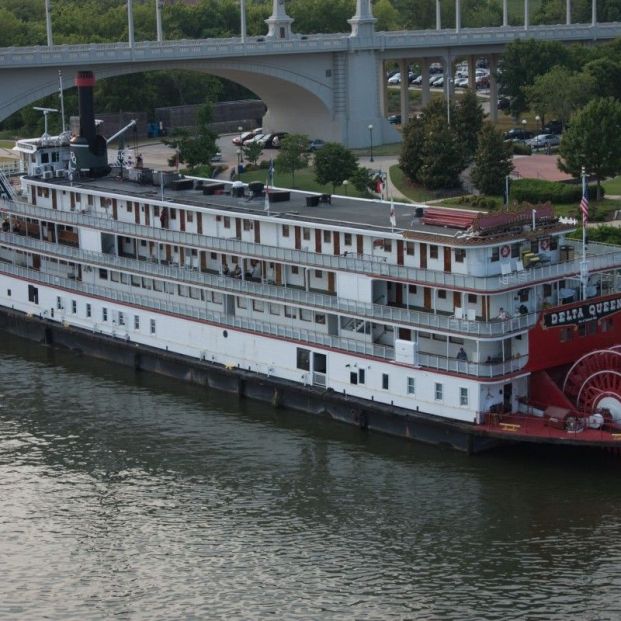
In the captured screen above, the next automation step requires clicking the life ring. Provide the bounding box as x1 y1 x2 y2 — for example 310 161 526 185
540 238 550 251
500 245 511 258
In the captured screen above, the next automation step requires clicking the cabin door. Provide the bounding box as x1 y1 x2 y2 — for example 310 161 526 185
294 226 301 250
356 235 364 256
423 287 432 310
333 233 340 256
420 243 427 269
443 246 451 272
397 240 404 266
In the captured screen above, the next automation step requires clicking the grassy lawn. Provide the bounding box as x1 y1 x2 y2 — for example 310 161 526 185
389 165 436 203
603 176 621 196
0 140 15 149
239 166 368 198
352 143 402 157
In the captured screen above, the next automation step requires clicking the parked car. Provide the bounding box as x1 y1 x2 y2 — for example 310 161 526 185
526 133 561 149
387 114 401 125
542 120 564 135
388 72 402 85
259 132 287 148
243 133 265 145
503 128 534 142
308 139 326 152
497 97 511 110
430 75 444 87
232 131 253 146
454 77 469 88
411 74 423 85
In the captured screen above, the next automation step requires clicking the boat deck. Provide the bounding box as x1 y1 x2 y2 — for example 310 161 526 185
480 412 621 447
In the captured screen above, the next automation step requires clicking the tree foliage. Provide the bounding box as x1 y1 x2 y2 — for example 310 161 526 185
313 143 358 192
453 89 484 162
558 98 621 198
242 140 263 166
276 134 309 186
163 102 218 169
524 66 593 129
498 39 575 116
471 123 514 196
399 98 466 190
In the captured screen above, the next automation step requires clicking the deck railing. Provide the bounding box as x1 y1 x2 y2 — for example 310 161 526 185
0 231 538 338
0 260 527 378
3 199 621 294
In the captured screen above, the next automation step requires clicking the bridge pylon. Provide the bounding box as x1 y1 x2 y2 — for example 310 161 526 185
349 0 376 38
266 0 295 40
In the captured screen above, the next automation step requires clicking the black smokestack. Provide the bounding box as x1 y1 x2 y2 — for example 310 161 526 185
75 70 97 146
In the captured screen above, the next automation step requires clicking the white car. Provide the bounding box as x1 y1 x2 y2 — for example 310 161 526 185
388 72 401 85
526 133 561 149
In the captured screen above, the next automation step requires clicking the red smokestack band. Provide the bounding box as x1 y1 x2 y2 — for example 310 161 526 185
75 71 96 88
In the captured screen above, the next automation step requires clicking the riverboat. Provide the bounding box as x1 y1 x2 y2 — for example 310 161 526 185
1 71 621 453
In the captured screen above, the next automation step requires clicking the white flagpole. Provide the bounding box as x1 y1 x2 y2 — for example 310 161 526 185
581 166 589 300
264 176 270 214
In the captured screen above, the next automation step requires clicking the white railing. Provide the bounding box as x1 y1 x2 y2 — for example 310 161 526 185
0 260 527 378
4 199 621 294
0 231 539 338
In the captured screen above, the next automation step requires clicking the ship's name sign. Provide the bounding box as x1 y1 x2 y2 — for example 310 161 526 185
544 297 621 327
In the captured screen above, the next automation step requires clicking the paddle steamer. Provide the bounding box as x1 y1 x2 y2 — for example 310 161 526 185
1 71 621 452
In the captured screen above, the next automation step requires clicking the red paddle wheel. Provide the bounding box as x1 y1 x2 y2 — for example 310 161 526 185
562 349 621 421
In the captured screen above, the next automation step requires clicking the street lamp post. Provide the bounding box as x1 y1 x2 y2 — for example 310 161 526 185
368 124 374 162
521 118 527 131
343 179 349 196
535 115 541 133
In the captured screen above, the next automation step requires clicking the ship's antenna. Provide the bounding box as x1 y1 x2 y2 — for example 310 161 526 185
33 106 58 141
58 70 66 133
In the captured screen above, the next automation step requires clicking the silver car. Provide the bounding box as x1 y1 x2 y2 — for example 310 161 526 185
526 133 561 149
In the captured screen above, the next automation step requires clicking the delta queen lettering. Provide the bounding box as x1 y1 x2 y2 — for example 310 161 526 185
544 297 621 328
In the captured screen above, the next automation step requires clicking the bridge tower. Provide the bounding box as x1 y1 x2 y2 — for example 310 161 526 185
349 0 376 38
266 0 294 40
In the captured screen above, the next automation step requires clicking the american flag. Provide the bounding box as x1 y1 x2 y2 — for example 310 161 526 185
580 183 589 225
389 199 396 228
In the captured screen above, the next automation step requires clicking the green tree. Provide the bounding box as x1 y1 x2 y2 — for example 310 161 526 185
583 57 621 101
418 115 466 190
243 140 263 166
524 66 594 129
374 0 400 30
163 102 218 169
558 98 621 199
471 123 514 196
313 143 358 192
454 89 484 161
498 39 575 117
276 133 309 187
350 166 374 196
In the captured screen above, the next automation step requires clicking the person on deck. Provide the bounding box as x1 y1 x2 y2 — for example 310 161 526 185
456 347 468 362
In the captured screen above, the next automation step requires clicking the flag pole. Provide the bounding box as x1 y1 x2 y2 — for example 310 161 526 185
580 165 589 301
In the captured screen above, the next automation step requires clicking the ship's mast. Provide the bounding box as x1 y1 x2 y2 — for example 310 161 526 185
58 70 66 133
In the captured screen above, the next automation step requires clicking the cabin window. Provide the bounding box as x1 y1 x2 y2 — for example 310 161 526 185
126 203 133 213
7 289 11 297
543 284 553 297
438 290 447 299
150 319 156 334
102 308 108 322
323 230 331 243
460 387 469 406
432 334 447 342
468 294 477 304
170 209 176 220
383 239 392 252
435 383 443 401
237 297 247 309
303 228 311 241
186 211 193 223
282 225 290 237
223 217 231 229
550 237 558 250
291 266 299 275
407 377 415 395
56 296 63 310
350 372 358 385
28 285 38 304
41 152 49 164
408 285 417 294
269 303 280 315
455 249 466 263
315 314 326 325
511 243 520 258
86 304 91 318
578 320 596 337
99 269 108 280
344 233 352 246
71 300 77 314
315 270 323 278
252 300 265 312
601 318 614 333
118 312 125 326
358 369 365 384
243 220 253 231
429 245 438 259
284 306 296 319
406 242 415 256
296 348 310 371
491 247 500 262
382 374 389 390
560 327 572 342
300 309 313 322
134 315 140 330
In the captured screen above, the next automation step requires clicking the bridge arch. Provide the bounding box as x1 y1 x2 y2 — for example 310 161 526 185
1 59 339 141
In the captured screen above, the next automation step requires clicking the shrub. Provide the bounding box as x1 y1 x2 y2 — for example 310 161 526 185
511 179 602 204
511 142 532 156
